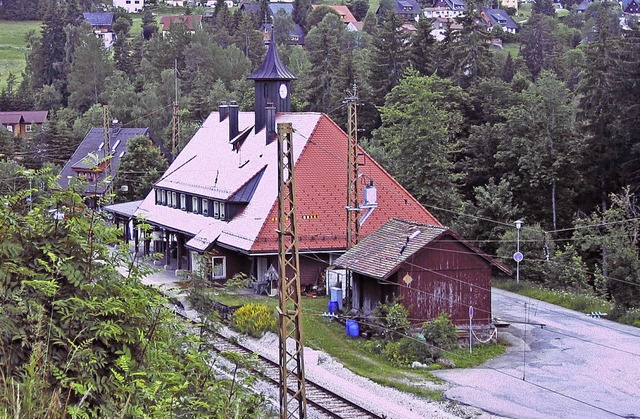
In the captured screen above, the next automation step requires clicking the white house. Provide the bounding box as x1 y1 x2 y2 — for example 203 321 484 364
113 0 144 13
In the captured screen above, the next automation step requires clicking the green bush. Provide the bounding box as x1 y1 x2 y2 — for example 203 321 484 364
421 313 458 350
381 337 435 366
232 303 276 337
373 299 411 341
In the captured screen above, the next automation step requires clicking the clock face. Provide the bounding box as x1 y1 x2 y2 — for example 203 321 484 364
279 83 288 99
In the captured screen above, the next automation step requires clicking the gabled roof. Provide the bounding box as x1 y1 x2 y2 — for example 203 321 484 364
247 36 297 80
82 12 114 27
0 111 48 124
135 111 439 254
59 127 150 194
334 218 511 280
311 4 358 24
394 0 422 14
268 3 293 16
481 7 518 30
160 15 203 31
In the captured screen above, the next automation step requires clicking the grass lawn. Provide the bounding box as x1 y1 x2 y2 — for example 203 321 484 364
208 290 505 400
0 20 41 89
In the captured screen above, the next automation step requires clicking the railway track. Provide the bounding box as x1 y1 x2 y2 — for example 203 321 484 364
174 308 385 419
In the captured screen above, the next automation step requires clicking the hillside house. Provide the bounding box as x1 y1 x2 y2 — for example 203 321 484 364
481 7 519 34
334 219 510 325
0 111 48 138
377 0 422 22
424 0 466 18
105 37 440 289
160 15 203 35
59 124 150 207
82 12 115 48
311 5 363 31
113 0 144 13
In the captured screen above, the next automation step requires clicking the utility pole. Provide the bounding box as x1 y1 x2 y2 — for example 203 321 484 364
171 59 180 162
102 105 113 202
277 122 307 419
103 105 112 179
345 84 359 250
345 85 359 310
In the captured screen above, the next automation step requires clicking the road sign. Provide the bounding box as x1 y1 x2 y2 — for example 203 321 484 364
513 251 524 262
469 306 473 319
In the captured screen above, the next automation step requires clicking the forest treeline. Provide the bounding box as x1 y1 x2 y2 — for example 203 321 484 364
1 0 640 317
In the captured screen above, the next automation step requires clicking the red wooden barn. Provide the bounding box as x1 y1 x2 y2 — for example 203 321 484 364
334 219 510 325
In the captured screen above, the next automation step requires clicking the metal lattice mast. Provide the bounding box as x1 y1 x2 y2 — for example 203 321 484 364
346 86 359 250
102 105 112 179
277 122 307 419
171 59 180 162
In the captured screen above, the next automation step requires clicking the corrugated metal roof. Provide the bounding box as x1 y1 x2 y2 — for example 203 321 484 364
103 200 143 218
334 219 447 280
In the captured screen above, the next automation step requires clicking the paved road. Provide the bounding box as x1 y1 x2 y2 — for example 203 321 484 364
434 288 640 419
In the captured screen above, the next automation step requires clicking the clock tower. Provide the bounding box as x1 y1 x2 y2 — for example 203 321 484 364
247 32 297 135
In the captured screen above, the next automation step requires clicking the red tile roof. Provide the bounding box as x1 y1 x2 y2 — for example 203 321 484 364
311 4 358 24
250 114 439 253
160 15 203 32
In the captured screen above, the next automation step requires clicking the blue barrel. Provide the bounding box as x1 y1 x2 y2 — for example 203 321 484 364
346 319 360 338
328 300 339 314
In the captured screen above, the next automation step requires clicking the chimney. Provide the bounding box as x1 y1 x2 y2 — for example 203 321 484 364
219 101 229 121
229 101 239 140
265 102 276 145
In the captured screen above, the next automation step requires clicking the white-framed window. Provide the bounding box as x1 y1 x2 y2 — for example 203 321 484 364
25 124 34 132
155 189 161 203
180 194 186 210
192 196 199 213
6 125 13 132
171 191 177 207
202 199 209 215
220 202 226 220
213 201 220 218
211 256 226 279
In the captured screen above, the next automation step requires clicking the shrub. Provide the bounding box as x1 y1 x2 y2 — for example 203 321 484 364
373 299 410 341
232 303 276 337
421 313 458 350
381 337 435 366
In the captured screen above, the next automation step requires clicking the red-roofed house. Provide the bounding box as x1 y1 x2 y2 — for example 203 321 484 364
311 4 362 31
0 111 48 137
160 15 203 35
106 38 439 289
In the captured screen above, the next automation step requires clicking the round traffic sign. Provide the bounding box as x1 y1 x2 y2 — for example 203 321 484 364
513 252 524 262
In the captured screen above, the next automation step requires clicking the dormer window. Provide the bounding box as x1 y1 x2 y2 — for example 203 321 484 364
171 191 177 207
192 196 199 213
180 193 186 210
202 199 209 215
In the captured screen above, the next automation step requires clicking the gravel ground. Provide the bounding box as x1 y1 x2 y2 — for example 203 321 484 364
222 325 496 419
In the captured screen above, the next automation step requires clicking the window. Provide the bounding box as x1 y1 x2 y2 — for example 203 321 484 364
6 125 12 132
192 196 199 213
155 189 161 204
220 202 226 220
214 201 219 218
202 199 209 215
126 0 131 3
180 194 186 210
25 124 34 132
211 256 226 279
171 191 177 207
161 190 166 204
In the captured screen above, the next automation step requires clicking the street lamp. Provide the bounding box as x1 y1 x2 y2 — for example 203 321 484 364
514 220 523 283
